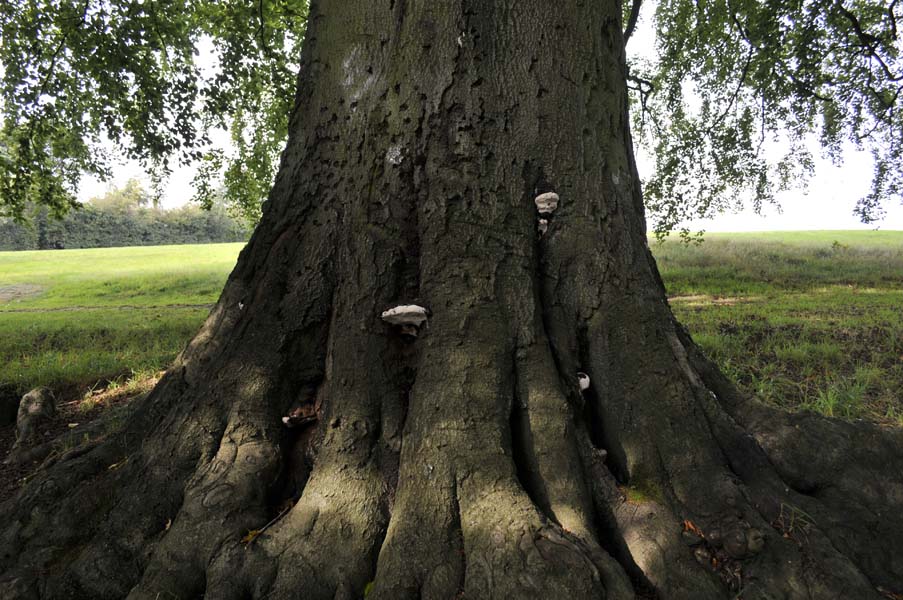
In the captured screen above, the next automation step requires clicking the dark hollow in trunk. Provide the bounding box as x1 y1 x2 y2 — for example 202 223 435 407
2 1 902 598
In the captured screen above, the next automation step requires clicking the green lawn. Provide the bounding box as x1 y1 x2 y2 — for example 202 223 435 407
0 243 244 391
654 230 903 425
1 233 901 425
653 230 903 295
0 243 241 308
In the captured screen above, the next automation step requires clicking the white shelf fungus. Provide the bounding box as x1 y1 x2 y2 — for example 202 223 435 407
534 192 560 215
381 304 430 340
577 372 590 391
538 219 549 237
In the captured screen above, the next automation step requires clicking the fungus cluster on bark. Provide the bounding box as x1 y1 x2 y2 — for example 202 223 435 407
537 219 549 236
534 192 560 215
380 304 430 340
534 192 559 237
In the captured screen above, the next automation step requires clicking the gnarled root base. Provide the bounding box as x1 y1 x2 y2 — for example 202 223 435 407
1 231 900 600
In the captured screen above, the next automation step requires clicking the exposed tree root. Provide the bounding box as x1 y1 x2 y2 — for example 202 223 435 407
3 238 902 600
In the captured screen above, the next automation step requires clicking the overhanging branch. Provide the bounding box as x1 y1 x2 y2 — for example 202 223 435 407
626 73 654 124
835 0 902 83
623 0 643 45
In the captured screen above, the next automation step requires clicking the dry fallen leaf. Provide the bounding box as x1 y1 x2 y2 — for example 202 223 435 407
682 519 704 537
241 529 261 545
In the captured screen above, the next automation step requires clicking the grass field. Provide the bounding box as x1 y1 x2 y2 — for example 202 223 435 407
1 232 901 424
0 243 244 393
654 230 903 425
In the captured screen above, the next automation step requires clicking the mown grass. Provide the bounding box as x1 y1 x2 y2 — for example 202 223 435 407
0 243 241 308
655 230 903 296
1 233 901 425
654 230 903 425
0 243 244 391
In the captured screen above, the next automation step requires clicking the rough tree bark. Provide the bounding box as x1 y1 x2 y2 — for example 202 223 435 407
2 1 902 598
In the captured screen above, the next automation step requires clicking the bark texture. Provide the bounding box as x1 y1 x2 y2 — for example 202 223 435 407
2 1 902 598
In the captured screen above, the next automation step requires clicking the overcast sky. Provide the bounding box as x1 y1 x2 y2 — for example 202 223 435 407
78 10 903 232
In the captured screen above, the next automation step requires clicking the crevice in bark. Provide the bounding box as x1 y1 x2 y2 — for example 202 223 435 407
578 326 630 486
275 324 329 409
508 371 553 522
590 483 660 598
784 480 822 498
379 364 415 517
574 419 659 599
392 128 423 305
576 327 609 453
450 476 467 597
268 418 321 517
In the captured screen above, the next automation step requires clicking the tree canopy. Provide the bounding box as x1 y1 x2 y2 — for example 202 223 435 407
1 0 900 232
634 0 903 235
0 0 307 224
87 176 153 213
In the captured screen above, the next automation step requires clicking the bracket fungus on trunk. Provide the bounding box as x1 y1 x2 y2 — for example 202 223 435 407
577 372 590 391
537 218 549 238
380 304 430 341
534 192 560 216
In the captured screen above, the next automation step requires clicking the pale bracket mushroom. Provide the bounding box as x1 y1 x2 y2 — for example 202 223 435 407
381 304 430 340
534 192 560 215
538 218 549 237
577 372 590 391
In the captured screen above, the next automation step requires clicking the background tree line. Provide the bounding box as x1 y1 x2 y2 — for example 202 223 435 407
0 179 249 250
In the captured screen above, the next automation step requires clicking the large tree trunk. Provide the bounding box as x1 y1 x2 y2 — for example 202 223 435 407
2 1 902 598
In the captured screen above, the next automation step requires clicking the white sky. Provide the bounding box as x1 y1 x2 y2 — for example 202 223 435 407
78 11 903 232
627 4 903 231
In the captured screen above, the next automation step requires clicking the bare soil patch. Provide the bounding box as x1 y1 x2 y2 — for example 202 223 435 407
669 294 763 306
0 284 44 304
